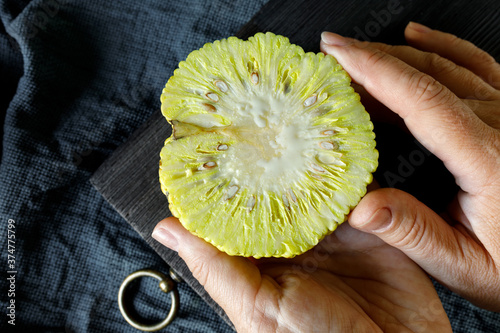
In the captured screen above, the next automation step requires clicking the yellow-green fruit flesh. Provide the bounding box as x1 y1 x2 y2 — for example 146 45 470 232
159 32 378 258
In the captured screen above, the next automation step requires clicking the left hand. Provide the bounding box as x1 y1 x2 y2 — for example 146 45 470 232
152 215 451 332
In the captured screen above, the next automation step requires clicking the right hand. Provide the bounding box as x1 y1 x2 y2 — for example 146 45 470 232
321 22 500 311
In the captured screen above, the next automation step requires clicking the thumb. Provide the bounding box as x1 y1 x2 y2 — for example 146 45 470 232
152 217 262 323
349 188 496 308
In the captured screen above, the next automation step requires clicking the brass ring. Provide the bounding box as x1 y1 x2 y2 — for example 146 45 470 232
118 269 179 331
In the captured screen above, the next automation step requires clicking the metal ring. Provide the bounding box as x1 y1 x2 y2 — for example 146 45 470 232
118 269 179 332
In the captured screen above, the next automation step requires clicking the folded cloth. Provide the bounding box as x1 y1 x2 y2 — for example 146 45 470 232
0 0 266 332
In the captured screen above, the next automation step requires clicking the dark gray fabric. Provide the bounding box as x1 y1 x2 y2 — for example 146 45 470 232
0 0 267 332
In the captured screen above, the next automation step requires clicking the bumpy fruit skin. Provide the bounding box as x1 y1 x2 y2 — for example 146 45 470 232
159 32 378 258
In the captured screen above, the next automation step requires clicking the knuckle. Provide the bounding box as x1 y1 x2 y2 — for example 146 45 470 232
451 236 500 309
425 52 458 76
188 251 225 287
372 189 435 254
479 131 500 187
420 52 496 101
189 256 210 286
468 78 497 100
364 48 392 69
445 32 498 69
443 33 461 48
356 40 372 50
361 49 394 85
473 47 498 68
371 42 396 54
408 71 450 106
342 47 388 85
391 209 430 253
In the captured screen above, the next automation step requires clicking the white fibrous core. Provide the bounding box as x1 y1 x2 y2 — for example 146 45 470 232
217 92 314 193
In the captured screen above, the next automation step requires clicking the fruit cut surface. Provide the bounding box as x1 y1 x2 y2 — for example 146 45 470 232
159 32 378 258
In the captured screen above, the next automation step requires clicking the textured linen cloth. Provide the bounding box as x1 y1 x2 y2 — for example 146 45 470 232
0 1 267 332
1 0 500 332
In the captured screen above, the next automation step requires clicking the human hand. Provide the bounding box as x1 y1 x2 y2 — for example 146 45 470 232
320 22 500 311
153 216 451 332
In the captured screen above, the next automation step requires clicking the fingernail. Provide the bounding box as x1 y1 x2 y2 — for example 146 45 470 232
408 21 432 33
360 208 392 233
321 31 352 46
152 227 179 251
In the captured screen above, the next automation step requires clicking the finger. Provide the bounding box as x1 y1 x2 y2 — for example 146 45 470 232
365 42 499 100
152 217 272 324
352 83 407 129
320 32 496 193
405 22 500 90
349 188 500 311
462 99 500 129
446 195 475 236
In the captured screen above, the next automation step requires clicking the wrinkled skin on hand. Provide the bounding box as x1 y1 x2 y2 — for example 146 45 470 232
321 22 500 312
153 22 500 332
154 213 450 332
